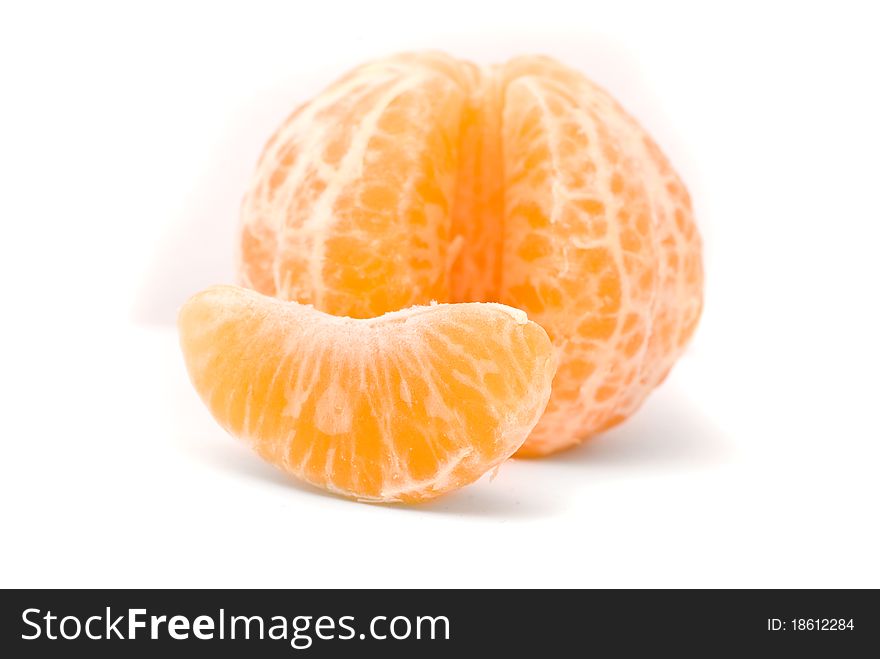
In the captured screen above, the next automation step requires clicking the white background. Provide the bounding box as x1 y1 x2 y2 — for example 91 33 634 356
2 0 878 588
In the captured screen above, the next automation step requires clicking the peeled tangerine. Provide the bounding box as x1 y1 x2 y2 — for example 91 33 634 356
179 286 555 503
237 52 703 457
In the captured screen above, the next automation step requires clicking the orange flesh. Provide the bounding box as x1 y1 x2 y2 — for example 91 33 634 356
179 286 555 502
240 52 703 456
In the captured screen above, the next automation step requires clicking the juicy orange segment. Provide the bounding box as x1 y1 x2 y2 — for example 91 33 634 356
239 52 703 456
178 285 555 502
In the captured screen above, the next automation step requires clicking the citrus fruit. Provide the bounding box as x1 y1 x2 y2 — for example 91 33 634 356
178 285 555 502
239 52 703 456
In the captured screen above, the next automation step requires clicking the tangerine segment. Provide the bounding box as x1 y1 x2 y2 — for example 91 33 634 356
178 285 555 502
497 56 702 455
240 53 475 317
240 52 703 456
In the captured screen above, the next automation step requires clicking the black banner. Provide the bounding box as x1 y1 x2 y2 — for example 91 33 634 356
1 589 876 656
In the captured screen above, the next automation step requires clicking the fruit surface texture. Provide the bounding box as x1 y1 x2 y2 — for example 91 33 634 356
179 286 555 502
239 52 703 456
